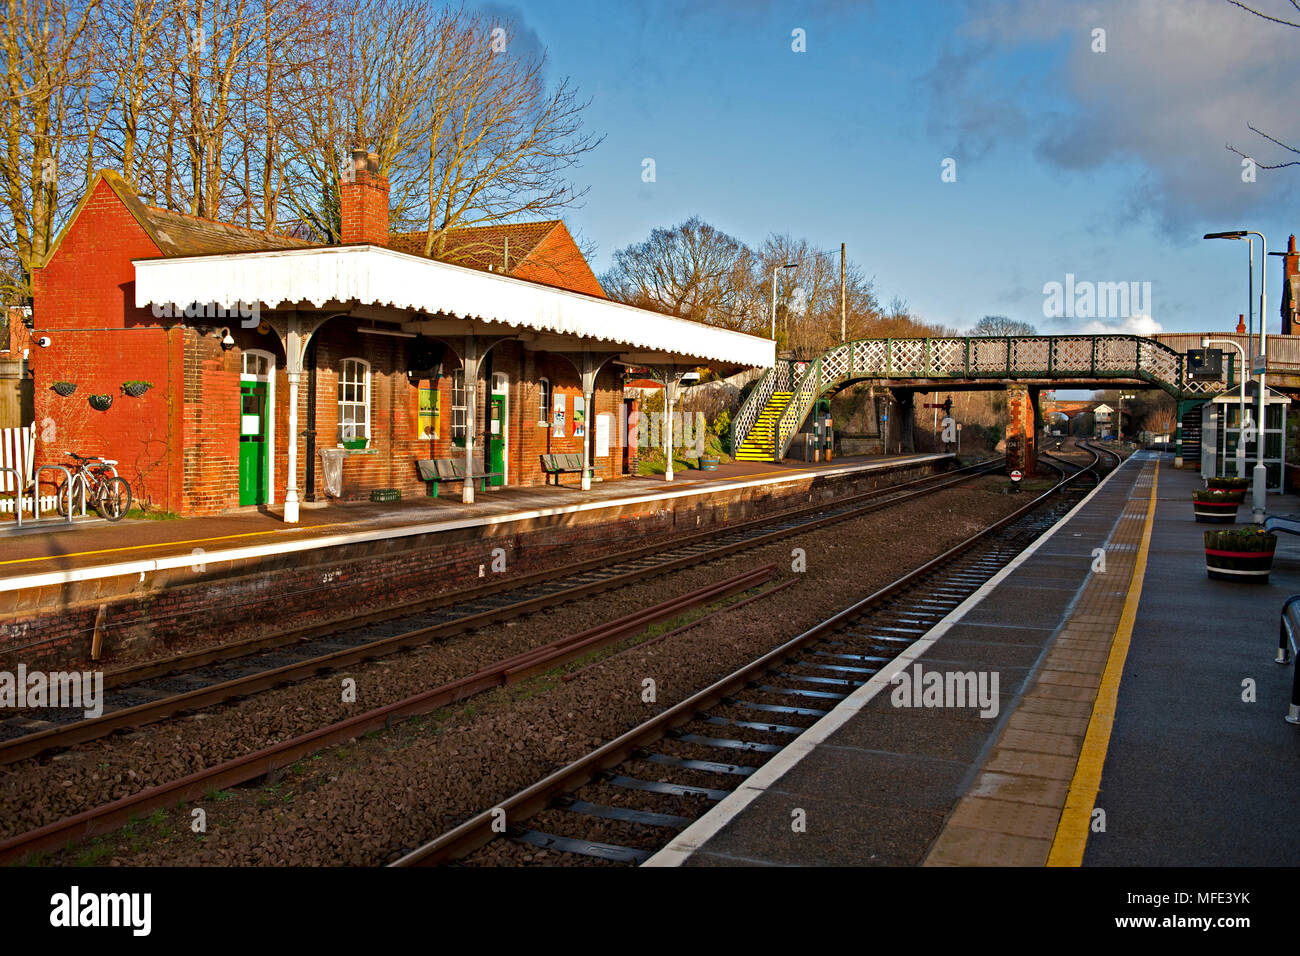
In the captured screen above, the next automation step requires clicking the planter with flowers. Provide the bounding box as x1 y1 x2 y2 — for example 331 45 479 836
1207 476 1249 496
1204 526 1278 583
50 381 77 397
121 380 153 398
88 393 113 412
1192 488 1242 523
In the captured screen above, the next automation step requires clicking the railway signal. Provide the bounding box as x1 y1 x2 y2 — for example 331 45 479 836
1010 468 1022 492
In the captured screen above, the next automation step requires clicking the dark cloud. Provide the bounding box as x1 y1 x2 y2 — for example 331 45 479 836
927 0 1300 235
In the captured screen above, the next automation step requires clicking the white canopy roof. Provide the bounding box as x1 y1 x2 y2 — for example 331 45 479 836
133 244 774 367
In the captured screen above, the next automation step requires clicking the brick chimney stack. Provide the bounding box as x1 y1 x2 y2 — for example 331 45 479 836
1282 234 1298 335
339 148 389 245
1236 313 1246 334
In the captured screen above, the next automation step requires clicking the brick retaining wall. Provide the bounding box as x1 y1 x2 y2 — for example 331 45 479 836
0 459 949 670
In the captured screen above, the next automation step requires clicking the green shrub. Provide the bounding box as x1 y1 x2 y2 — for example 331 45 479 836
1204 527 1276 552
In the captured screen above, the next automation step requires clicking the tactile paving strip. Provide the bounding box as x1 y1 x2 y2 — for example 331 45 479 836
923 457 1159 867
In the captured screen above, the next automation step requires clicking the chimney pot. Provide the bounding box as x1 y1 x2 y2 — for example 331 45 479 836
340 148 389 245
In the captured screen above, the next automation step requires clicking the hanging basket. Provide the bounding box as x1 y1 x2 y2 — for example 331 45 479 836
88 394 114 412
121 381 153 398
50 381 77 397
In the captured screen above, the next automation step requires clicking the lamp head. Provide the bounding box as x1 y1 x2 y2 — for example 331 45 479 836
1204 231 1247 240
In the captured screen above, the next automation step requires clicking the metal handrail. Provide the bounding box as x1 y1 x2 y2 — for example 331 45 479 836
731 367 778 454
1276 595 1300 725
33 465 75 523
0 466 21 529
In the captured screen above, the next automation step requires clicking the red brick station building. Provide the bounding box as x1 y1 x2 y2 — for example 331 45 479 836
30 151 772 519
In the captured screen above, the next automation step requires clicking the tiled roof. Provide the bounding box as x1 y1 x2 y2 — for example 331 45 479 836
389 221 560 273
103 169 316 257
141 205 317 256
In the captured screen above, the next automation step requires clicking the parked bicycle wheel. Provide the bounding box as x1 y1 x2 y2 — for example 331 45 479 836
95 477 132 521
54 474 86 516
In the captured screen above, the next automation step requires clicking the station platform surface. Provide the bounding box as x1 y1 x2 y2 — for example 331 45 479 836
0 453 946 589
649 450 1300 867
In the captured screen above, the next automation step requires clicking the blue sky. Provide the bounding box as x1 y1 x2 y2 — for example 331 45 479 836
487 0 1299 336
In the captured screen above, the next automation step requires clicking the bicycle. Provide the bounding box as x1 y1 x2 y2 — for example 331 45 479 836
56 452 133 521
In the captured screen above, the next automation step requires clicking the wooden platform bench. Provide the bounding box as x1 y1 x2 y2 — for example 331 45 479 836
539 453 589 486
415 458 503 497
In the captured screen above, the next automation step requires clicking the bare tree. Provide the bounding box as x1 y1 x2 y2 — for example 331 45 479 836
0 0 101 300
971 314 1038 336
1143 407 1176 436
601 216 762 332
1223 1 1299 170
415 9 602 254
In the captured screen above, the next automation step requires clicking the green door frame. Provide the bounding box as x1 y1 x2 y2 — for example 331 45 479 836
239 381 270 505
489 394 506 487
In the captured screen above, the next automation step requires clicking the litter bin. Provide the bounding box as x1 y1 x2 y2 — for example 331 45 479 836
319 447 346 498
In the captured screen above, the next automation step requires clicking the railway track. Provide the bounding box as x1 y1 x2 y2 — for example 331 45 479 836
0 456 1029 864
391 443 1124 867
0 457 1003 767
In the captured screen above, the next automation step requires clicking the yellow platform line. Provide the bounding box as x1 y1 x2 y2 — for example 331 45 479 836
0 522 354 567
1046 458 1159 866
0 456 923 569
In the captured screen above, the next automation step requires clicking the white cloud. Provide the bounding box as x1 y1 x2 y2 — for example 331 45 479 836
1079 314 1163 335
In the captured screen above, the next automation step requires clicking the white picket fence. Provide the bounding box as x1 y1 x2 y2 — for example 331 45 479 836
0 424 60 516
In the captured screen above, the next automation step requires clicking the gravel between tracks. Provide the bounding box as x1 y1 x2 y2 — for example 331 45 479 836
17 476 1028 865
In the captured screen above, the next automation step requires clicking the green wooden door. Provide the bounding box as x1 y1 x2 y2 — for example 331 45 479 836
239 382 269 505
489 395 506 486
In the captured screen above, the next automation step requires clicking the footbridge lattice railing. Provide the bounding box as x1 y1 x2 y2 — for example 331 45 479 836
765 334 1228 459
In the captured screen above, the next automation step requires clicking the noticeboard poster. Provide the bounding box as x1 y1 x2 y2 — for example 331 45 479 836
552 393 566 438
416 385 438 440
595 413 610 458
573 396 586 438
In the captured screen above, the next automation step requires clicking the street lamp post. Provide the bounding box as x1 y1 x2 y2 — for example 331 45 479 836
1204 337 1249 479
1205 230 1268 522
770 263 798 341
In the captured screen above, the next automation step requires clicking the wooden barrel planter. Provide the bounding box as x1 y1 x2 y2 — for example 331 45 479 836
1192 489 1242 522
700 455 720 471
1204 529 1277 583
1207 476 1249 493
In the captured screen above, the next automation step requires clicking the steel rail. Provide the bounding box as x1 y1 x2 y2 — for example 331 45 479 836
0 566 777 865
0 459 1000 766
96 458 997 690
391 449 1103 867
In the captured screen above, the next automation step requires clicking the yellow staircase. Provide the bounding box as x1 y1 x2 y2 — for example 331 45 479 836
734 391 793 462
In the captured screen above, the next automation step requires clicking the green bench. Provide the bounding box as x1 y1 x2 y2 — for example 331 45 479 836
416 458 502 497
539 453 589 485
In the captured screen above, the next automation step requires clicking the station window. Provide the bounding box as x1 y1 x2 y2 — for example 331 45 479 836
538 378 552 425
338 358 370 442
451 369 467 440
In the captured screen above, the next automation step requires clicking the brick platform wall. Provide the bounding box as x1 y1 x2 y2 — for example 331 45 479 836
0 459 950 670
